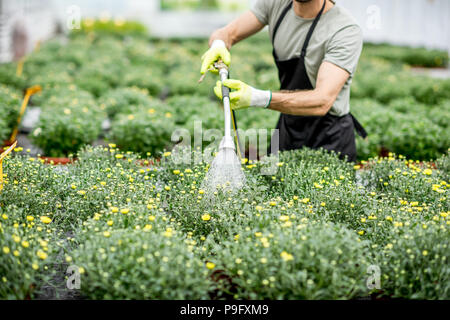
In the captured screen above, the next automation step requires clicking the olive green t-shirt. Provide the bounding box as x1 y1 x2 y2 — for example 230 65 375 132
251 0 363 116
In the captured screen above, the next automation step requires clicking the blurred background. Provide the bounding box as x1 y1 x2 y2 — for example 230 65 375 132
0 0 449 62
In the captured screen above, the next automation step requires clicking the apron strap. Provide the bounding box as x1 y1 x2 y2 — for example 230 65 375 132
301 0 327 57
350 113 368 139
272 2 293 60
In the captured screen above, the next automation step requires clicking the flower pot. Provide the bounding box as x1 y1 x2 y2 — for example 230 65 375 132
39 157 75 165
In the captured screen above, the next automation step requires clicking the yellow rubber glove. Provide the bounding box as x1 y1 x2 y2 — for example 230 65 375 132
200 40 231 75
214 79 272 110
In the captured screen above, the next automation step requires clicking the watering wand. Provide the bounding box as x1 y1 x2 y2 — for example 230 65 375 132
215 61 236 152
200 61 246 193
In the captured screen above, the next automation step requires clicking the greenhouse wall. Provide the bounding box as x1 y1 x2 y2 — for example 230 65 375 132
0 0 55 62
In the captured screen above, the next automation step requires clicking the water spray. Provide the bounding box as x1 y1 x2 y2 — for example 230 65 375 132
201 61 245 194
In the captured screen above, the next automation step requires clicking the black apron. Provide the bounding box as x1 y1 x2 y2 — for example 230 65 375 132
271 0 367 162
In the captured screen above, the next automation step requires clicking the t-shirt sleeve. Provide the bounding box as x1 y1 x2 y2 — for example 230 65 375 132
250 0 272 25
324 24 363 75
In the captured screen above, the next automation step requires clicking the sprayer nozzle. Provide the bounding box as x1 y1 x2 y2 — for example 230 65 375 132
219 136 235 151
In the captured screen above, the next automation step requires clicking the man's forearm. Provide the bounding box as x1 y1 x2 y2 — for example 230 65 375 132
208 11 265 49
209 28 234 49
268 90 333 116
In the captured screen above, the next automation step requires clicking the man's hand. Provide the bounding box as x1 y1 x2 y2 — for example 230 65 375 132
200 40 231 75
214 79 272 110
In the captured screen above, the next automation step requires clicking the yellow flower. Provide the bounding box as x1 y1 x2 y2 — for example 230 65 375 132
77 190 86 195
40 216 52 224
111 207 119 213
143 224 152 231
422 250 428 256
32 263 39 270
163 152 171 157
206 262 215 270
201 214 211 221
301 198 310 204
279 215 289 222
37 250 47 260
173 170 180 175
423 169 432 176
255 206 263 211
107 220 114 226
21 241 30 248
3 247 10 254
260 258 268 264
26 216 34 222
163 228 173 238
280 251 294 261
358 230 365 235
120 208 130 214
269 201 277 207
164 186 171 191
255 232 262 237
353 165 361 170
103 231 111 238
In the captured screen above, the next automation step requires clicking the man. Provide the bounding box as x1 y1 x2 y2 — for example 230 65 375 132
200 0 367 162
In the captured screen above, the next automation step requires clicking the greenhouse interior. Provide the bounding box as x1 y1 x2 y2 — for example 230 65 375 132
0 0 449 306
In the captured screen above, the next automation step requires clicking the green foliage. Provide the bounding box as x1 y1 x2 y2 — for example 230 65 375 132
363 43 449 68
211 222 370 299
71 229 213 299
100 87 154 118
0 85 22 142
352 98 449 160
108 104 175 156
0 146 448 299
31 89 104 157
71 19 147 38
0 63 27 90
0 207 59 299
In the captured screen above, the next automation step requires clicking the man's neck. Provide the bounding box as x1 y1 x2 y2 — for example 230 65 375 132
293 0 333 19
